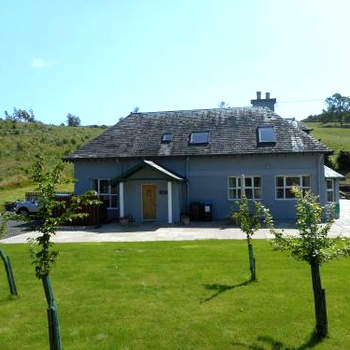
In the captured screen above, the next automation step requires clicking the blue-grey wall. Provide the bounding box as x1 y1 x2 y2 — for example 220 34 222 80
73 153 326 222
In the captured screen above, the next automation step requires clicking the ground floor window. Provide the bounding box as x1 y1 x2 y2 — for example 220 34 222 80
326 179 335 202
228 176 262 200
92 179 118 209
276 175 311 199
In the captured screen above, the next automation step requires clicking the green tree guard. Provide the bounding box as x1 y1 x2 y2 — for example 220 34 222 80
42 274 61 350
0 247 17 296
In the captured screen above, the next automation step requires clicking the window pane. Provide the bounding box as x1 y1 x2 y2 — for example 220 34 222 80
327 191 334 202
326 179 333 189
254 177 261 187
258 127 276 143
254 189 261 199
237 189 241 199
100 180 110 194
303 176 311 187
229 189 236 199
237 178 241 187
228 177 236 188
161 133 172 142
245 189 253 199
285 188 295 199
245 178 252 187
93 179 98 192
190 132 209 144
277 189 284 199
286 177 300 187
100 195 110 207
277 177 284 187
111 195 118 208
111 181 118 194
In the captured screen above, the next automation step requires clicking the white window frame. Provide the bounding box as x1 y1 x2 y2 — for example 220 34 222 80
92 178 118 209
326 179 335 203
275 175 311 200
227 176 262 200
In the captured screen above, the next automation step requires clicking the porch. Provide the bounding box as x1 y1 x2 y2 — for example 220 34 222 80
116 160 186 224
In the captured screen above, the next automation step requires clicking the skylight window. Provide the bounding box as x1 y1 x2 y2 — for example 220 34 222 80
258 127 276 143
161 133 173 143
189 132 209 144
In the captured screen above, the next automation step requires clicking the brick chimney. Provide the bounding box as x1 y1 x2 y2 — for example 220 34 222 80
251 91 276 111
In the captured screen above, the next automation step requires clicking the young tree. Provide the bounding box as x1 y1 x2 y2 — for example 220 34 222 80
265 187 350 338
30 157 100 349
218 101 230 108
233 195 268 281
66 113 81 127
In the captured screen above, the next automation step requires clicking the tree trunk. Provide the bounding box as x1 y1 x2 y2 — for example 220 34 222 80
42 274 61 350
247 241 256 281
310 262 328 338
0 247 17 296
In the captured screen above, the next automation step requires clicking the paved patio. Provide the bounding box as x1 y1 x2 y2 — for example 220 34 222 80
1 200 349 244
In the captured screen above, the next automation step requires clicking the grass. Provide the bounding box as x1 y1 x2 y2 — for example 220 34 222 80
304 122 350 153
0 119 104 190
0 240 349 349
305 122 350 184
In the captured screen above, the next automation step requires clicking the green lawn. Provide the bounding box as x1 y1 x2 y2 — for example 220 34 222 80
0 241 349 349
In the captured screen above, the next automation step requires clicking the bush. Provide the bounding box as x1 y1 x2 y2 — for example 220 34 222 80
334 150 350 170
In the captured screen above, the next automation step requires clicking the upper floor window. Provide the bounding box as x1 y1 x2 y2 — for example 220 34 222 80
189 131 209 144
258 127 276 143
161 133 173 143
93 179 118 209
326 179 335 202
276 175 311 199
228 176 262 200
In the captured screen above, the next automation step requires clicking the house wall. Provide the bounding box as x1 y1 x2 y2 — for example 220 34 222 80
73 153 326 222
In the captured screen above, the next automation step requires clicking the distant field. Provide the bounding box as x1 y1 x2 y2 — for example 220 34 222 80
305 122 350 184
304 122 350 153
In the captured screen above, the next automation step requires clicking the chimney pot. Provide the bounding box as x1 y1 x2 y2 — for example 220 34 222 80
266 92 270 99
257 91 261 100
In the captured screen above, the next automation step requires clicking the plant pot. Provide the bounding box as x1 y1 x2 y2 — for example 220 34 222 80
181 214 190 225
120 217 129 226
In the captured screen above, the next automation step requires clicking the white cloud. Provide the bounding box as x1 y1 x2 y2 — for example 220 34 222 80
31 58 57 69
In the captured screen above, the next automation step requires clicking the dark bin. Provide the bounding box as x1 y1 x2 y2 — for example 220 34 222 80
202 202 213 221
190 202 203 221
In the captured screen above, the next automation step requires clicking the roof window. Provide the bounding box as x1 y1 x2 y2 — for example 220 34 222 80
258 127 276 143
189 132 209 144
161 133 173 143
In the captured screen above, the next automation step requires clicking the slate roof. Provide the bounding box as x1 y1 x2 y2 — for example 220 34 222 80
65 107 331 160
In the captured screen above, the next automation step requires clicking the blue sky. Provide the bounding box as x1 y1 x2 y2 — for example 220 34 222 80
1 0 349 125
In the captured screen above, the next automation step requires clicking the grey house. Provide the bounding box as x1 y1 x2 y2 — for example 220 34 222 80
66 94 343 223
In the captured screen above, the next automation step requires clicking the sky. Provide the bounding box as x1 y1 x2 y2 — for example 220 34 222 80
1 0 350 125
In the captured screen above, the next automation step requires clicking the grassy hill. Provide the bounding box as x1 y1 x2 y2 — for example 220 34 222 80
304 122 350 183
0 120 104 208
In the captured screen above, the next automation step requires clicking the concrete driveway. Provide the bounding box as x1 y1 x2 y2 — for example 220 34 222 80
1 200 349 244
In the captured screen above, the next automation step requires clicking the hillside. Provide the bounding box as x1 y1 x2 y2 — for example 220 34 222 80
305 122 350 183
0 120 104 207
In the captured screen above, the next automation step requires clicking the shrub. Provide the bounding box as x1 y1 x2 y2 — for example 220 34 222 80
334 150 350 170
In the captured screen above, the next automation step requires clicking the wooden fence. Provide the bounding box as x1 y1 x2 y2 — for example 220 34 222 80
25 192 107 226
